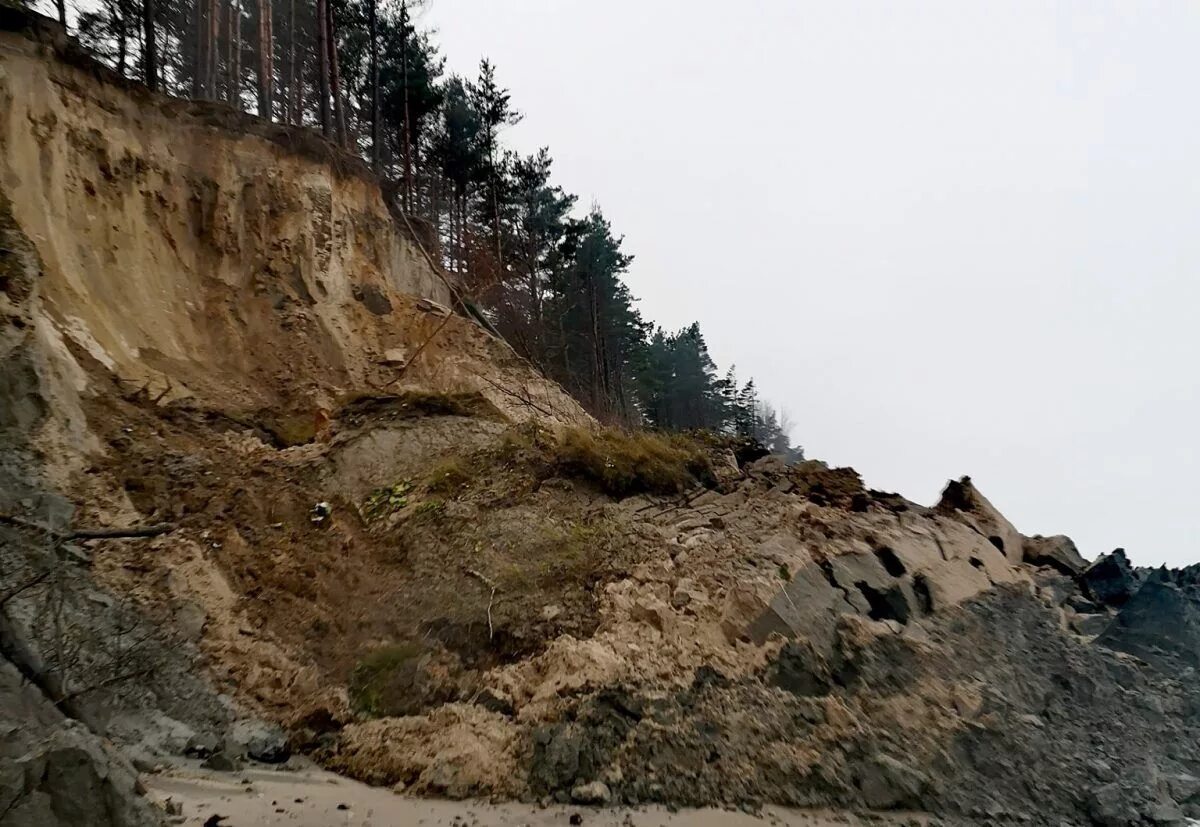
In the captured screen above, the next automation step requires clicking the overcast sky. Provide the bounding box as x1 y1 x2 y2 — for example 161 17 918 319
418 1 1200 567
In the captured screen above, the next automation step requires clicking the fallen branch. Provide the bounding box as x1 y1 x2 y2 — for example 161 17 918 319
0 570 51 607
0 514 173 541
384 311 455 387
69 523 173 541
465 369 556 419
55 666 156 706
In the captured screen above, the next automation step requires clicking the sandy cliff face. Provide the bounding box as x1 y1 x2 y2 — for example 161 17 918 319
0 19 584 430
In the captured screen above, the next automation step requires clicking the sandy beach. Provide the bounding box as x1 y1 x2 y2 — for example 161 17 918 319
144 761 908 827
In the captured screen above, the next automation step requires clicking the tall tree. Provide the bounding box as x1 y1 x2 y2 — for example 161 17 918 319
327 0 347 145
315 0 331 136
471 59 520 274
366 0 380 171
257 0 273 117
142 0 159 90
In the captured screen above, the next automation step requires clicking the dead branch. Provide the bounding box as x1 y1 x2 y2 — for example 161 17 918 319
466 368 556 418
384 311 455 387
55 666 156 706
462 567 499 641
69 523 174 541
0 514 173 541
0 570 51 607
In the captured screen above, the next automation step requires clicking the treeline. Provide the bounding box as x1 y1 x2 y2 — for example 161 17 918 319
33 0 801 457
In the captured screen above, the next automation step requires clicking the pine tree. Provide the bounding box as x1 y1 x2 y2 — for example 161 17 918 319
470 59 521 277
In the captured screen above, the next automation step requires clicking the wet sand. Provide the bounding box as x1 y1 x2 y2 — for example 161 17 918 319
144 761 903 827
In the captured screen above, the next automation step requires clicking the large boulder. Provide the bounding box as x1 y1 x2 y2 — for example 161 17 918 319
935 477 1024 564
0 723 163 827
0 656 163 827
1023 534 1088 575
1097 575 1200 671
1081 549 1140 608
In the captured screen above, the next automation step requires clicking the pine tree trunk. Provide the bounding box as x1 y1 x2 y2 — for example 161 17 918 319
257 0 273 119
143 0 158 90
192 0 204 97
55 0 66 26
400 1 412 210
326 0 346 147
225 1 233 100
208 0 220 98
284 0 295 123
233 0 243 106
315 0 331 137
368 0 380 173
117 24 127 76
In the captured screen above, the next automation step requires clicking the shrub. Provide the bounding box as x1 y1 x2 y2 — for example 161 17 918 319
554 427 712 497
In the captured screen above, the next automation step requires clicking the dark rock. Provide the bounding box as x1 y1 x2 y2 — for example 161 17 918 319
1162 772 1200 804
229 720 290 764
1068 594 1105 614
184 732 220 759
1087 783 1140 827
1098 578 1200 671
1081 549 1140 607
475 688 514 716
1071 613 1112 637
1144 799 1188 825
530 724 583 792
200 751 242 772
0 725 164 827
772 640 831 697
856 753 930 810
1023 534 1088 575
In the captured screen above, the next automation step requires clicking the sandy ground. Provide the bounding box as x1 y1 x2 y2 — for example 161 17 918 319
143 760 902 827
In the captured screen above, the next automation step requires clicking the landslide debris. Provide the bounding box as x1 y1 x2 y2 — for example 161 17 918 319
6 12 1200 827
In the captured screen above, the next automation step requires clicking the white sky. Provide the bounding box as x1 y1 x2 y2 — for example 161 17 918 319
419 0 1200 567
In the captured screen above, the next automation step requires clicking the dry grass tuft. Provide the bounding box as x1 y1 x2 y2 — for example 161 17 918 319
553 427 712 497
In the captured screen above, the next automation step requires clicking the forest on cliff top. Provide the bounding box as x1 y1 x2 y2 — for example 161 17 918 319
17 0 801 456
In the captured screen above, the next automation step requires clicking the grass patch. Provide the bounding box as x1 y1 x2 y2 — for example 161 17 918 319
553 427 712 497
348 642 424 717
423 457 474 496
495 520 610 591
412 499 445 520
